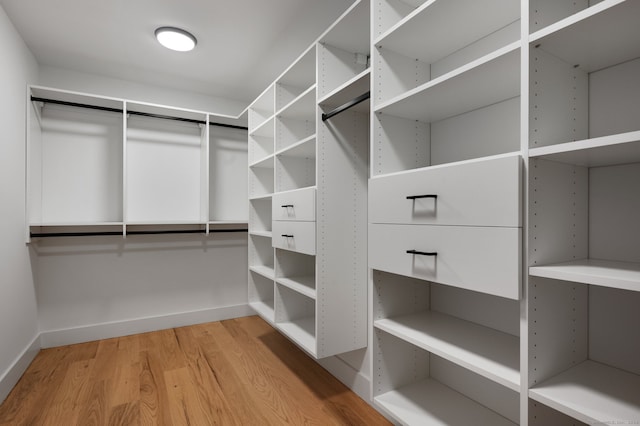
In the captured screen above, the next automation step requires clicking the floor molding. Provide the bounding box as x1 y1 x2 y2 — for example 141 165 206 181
0 334 40 404
39 304 253 348
318 355 371 403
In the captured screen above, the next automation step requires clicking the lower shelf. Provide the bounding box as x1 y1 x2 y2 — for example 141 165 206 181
375 378 516 426
277 317 316 356
276 276 316 299
529 360 640 424
249 301 275 324
374 311 520 391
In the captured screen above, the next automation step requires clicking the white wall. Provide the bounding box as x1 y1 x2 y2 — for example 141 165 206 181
34 233 250 347
0 5 40 403
39 65 247 118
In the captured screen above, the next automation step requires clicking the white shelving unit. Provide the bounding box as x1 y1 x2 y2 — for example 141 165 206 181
372 270 521 425
246 0 369 358
369 0 523 422
527 1 640 424
27 86 248 240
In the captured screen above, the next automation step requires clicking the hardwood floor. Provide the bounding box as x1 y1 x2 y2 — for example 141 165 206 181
0 316 390 425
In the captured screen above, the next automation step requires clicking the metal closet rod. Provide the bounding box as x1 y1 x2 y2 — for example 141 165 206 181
30 228 248 238
31 96 248 130
321 91 370 122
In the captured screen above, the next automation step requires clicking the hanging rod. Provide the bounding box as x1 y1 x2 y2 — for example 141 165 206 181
321 91 370 122
30 228 248 238
31 96 248 130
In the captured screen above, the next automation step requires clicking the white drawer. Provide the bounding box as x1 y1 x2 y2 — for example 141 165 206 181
369 224 521 300
369 155 521 227
272 187 316 221
273 221 316 255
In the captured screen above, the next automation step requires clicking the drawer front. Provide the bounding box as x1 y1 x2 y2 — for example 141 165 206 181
369 155 521 227
273 221 316 255
369 224 521 300
272 187 316 221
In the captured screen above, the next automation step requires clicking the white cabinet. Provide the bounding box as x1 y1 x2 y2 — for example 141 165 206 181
27 86 248 239
246 0 369 359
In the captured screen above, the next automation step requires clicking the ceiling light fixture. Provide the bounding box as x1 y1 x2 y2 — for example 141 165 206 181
155 27 197 52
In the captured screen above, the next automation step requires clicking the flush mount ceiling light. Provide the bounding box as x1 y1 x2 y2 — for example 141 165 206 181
155 27 197 52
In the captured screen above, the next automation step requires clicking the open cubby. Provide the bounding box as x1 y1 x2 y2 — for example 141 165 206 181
275 47 316 112
248 197 272 236
373 94 520 176
275 249 316 299
248 160 274 198
529 159 640 291
248 270 275 323
528 277 640 425
275 284 316 355
373 270 520 391
275 141 316 192
29 99 123 225
374 0 519 105
248 233 274 279
529 0 609 34
275 87 316 152
373 330 519 425
249 116 274 165
373 0 427 40
249 84 275 130
317 0 370 100
529 1 640 149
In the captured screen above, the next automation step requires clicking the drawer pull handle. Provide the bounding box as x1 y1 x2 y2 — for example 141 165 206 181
281 234 293 238
406 250 437 256
281 204 294 208
406 194 437 200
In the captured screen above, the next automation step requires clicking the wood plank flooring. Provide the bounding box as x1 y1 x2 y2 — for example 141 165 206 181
0 316 390 425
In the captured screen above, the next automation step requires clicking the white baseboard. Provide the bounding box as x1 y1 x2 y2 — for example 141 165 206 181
0 334 40 404
317 355 371 404
39 304 253 348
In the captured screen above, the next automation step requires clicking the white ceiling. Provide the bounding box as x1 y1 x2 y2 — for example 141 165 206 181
1 0 354 106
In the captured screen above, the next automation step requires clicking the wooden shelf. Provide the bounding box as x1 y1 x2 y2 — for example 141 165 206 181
249 265 275 280
375 378 516 426
530 0 640 73
276 276 316 300
249 115 274 138
376 42 520 123
529 130 640 167
277 317 316 355
376 0 519 64
530 258 640 292
375 311 520 391
529 360 640 424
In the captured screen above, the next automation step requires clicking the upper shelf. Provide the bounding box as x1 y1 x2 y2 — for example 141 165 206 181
376 43 520 123
376 0 519 65
530 0 640 74
319 69 370 114
529 130 640 168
